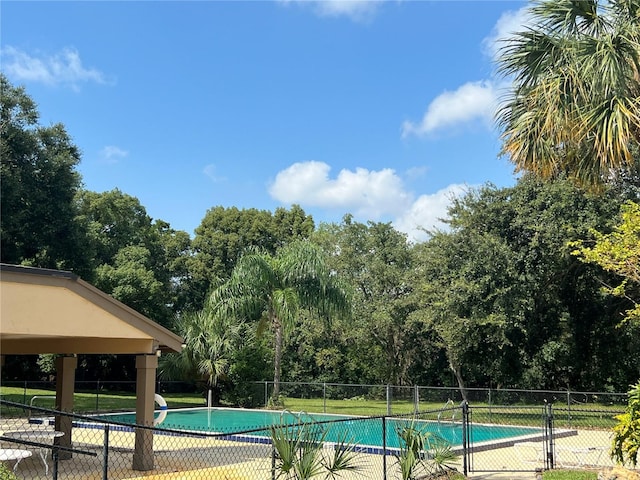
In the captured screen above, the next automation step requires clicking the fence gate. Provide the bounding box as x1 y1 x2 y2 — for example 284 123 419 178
464 404 551 474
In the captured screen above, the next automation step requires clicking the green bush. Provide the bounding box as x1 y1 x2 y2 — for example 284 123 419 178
611 381 640 467
0 463 18 480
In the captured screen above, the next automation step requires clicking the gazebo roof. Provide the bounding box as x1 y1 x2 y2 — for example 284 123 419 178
0 264 183 355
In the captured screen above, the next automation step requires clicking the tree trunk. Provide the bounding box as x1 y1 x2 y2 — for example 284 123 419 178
272 316 283 403
450 360 468 403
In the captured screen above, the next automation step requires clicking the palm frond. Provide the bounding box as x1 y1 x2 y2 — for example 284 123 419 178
495 0 640 190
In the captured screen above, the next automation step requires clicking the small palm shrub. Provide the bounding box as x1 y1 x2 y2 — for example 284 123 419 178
395 419 459 480
270 419 362 479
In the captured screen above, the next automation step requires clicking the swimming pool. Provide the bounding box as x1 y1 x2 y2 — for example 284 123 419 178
98 407 545 452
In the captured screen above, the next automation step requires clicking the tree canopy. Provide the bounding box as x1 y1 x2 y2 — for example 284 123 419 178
0 74 91 276
496 0 640 189
185 205 315 311
572 200 640 326
209 240 350 402
2 72 639 395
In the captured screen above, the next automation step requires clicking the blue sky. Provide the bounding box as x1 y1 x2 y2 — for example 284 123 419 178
2 0 530 242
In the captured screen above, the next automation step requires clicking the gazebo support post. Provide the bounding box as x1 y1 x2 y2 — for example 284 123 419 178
54 355 77 460
132 353 157 471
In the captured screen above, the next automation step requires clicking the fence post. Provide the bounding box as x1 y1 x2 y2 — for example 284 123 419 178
264 381 268 407
323 383 326 414
461 401 469 476
567 389 571 428
544 402 555 469
488 388 492 423
386 384 391 415
414 385 419 414
96 380 100 412
271 441 276 480
382 416 387 480
52 443 59 480
103 424 110 480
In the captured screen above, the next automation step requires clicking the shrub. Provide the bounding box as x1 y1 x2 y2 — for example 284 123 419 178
611 381 640 467
0 463 18 480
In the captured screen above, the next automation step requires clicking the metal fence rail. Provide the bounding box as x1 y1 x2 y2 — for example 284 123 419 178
260 381 628 414
0 380 628 415
0 398 624 479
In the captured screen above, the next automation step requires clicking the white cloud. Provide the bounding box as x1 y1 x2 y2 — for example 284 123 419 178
404 166 428 181
482 7 532 60
393 184 468 242
279 0 381 21
269 161 468 242
313 0 380 20
269 161 412 219
1 46 110 89
402 6 533 139
100 146 128 164
203 164 226 183
402 81 499 137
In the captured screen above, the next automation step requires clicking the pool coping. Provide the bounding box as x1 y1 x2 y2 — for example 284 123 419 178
29 406 577 457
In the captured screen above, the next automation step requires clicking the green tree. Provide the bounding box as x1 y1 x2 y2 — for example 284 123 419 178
312 217 420 386
273 204 316 250
226 333 272 407
94 245 167 323
496 0 640 189
572 201 640 326
76 189 155 266
210 240 349 402
159 307 244 404
153 220 193 316
411 230 521 399
0 74 91 276
76 189 190 327
442 177 637 390
187 205 314 311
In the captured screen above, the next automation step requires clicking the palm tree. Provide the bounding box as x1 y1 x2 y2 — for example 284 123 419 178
495 0 640 190
159 308 243 403
210 240 350 403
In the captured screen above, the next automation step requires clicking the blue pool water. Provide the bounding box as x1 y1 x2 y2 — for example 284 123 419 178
99 407 542 451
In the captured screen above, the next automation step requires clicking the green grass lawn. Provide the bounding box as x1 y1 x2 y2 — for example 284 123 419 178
543 470 598 480
0 386 204 414
0 385 622 430
281 398 621 429
281 396 418 416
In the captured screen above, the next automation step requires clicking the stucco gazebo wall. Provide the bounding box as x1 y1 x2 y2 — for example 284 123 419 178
0 264 183 471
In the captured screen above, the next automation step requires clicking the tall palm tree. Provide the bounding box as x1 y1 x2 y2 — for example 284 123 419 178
496 0 640 190
159 308 243 403
210 240 350 403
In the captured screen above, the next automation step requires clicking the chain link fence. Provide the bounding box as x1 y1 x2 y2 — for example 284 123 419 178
0 381 202 413
0 396 626 479
256 381 628 416
467 404 622 473
0 380 628 415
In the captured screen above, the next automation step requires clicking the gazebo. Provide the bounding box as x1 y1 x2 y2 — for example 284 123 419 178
0 263 183 470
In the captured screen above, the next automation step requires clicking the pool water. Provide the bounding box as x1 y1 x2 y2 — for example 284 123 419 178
99 407 542 450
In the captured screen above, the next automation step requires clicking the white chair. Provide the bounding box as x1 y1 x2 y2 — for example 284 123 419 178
0 448 33 472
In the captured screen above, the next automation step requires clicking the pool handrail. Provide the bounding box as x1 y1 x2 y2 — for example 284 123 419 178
437 399 457 423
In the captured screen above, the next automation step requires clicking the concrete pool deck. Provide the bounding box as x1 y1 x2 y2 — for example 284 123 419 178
1 420 620 480
82 427 618 479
